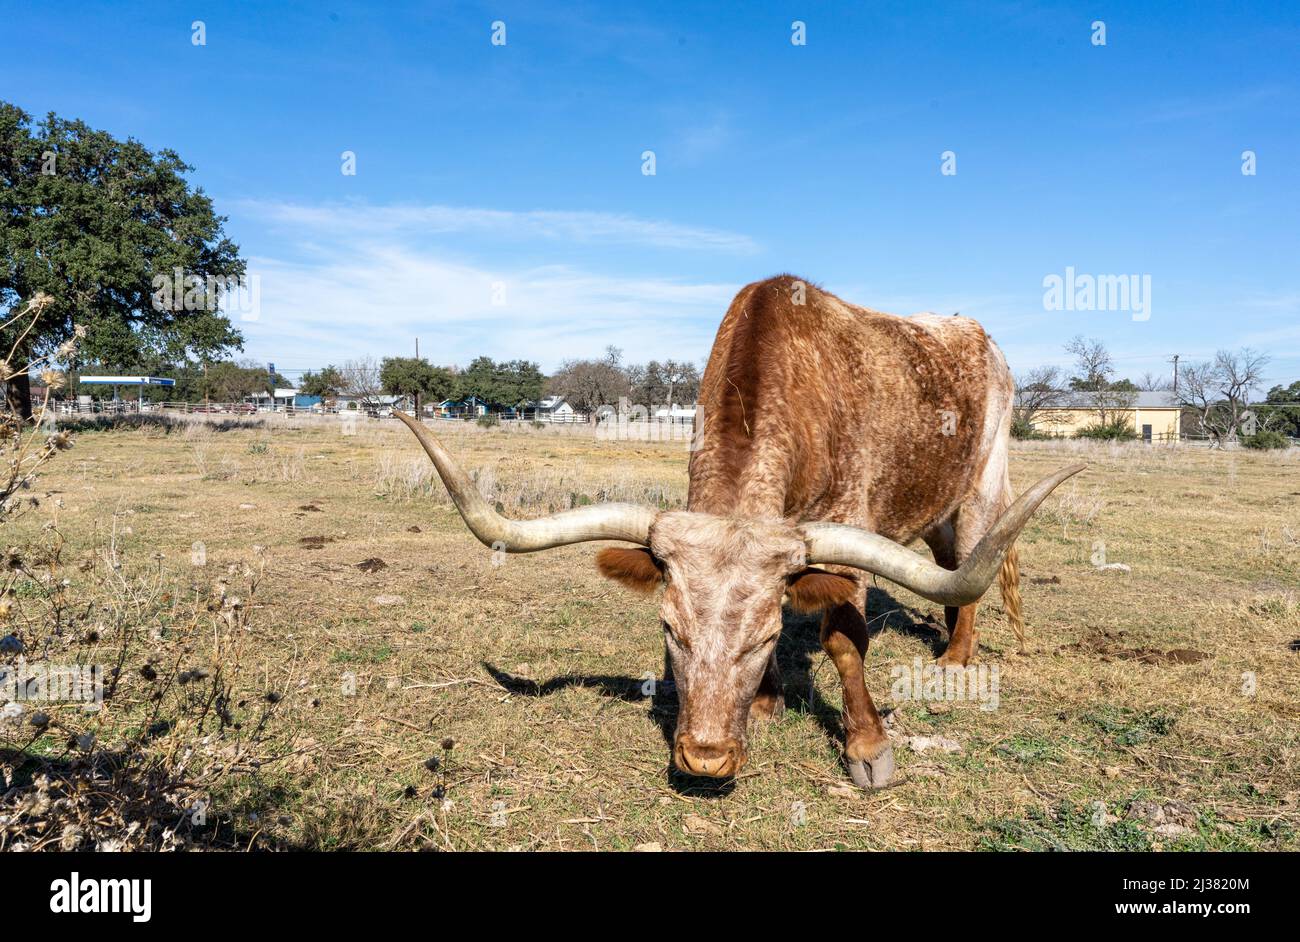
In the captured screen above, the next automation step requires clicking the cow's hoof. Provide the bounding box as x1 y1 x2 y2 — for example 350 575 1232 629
847 744 898 790
748 693 785 724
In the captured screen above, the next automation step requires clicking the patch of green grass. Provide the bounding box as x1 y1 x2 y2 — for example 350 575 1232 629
983 793 1296 853
332 644 394 665
1247 595 1298 620
11 579 49 600
1082 705 1176 747
978 802 1152 851
12 733 66 760
995 734 1064 765
1163 812 1295 852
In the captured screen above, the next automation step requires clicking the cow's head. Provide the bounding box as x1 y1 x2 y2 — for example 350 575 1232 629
392 411 1084 782
596 512 859 777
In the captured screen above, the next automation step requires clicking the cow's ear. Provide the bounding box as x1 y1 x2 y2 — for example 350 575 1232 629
595 547 664 594
785 568 859 613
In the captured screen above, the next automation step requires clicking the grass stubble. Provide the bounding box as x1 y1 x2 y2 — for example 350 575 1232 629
2 415 1296 850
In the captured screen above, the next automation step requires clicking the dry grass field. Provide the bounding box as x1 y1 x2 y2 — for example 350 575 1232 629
4 415 1298 850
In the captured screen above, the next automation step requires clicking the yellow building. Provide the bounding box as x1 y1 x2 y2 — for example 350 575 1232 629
1027 391 1182 441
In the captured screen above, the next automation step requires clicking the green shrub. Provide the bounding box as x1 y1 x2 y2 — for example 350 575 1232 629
1240 429 1290 450
476 414 500 428
1011 417 1053 440
57 414 265 434
1075 419 1137 441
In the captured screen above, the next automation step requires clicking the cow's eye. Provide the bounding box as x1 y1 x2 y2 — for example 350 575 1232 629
742 632 780 656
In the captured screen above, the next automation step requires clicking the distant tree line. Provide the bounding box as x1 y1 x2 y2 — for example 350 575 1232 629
48 347 707 418
299 356 545 412
545 346 701 419
293 348 703 419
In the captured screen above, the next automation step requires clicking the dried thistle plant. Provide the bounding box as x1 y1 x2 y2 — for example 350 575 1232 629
0 296 300 850
1 294 77 523
0 530 298 850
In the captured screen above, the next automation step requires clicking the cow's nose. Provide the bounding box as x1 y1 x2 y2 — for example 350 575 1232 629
674 737 744 778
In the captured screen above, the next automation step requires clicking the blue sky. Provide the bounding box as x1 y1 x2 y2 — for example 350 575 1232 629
4 0 1298 389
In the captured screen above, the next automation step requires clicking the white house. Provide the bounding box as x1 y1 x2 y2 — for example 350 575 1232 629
247 387 301 410
333 394 412 413
535 395 574 419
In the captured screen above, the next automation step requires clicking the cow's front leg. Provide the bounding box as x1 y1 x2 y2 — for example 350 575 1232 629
749 652 784 723
821 601 896 789
926 520 982 668
937 602 980 668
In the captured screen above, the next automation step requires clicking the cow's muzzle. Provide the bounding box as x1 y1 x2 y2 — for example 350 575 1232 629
674 736 745 778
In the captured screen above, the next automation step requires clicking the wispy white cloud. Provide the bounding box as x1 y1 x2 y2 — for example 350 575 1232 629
1234 292 1300 354
675 114 732 166
229 197 759 370
240 241 737 370
1138 84 1286 124
237 199 759 254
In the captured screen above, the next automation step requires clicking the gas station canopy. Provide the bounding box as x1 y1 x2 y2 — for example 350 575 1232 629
79 376 176 387
78 376 176 406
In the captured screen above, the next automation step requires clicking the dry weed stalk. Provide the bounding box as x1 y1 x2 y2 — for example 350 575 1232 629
1 295 76 522
0 295 299 849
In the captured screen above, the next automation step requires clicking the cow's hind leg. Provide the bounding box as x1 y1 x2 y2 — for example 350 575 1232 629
749 653 784 723
821 592 896 789
923 520 980 667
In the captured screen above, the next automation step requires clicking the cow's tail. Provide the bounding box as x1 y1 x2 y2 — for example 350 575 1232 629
1000 543 1025 652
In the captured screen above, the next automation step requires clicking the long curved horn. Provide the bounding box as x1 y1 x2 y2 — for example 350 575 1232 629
801 463 1086 607
391 410 655 552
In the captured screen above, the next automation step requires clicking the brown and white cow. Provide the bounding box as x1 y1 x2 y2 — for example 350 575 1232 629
393 275 1083 789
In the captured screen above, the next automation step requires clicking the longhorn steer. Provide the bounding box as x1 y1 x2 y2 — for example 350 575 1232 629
393 275 1083 789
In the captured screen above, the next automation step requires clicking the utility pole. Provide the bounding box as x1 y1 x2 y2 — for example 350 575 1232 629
1169 354 1180 395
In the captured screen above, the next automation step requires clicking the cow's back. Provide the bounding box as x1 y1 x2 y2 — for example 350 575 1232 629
688 275 1011 542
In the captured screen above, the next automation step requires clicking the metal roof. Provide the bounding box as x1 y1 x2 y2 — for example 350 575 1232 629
79 375 176 386
1031 390 1180 409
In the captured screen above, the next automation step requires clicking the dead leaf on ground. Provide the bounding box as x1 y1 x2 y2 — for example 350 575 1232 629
682 814 723 837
